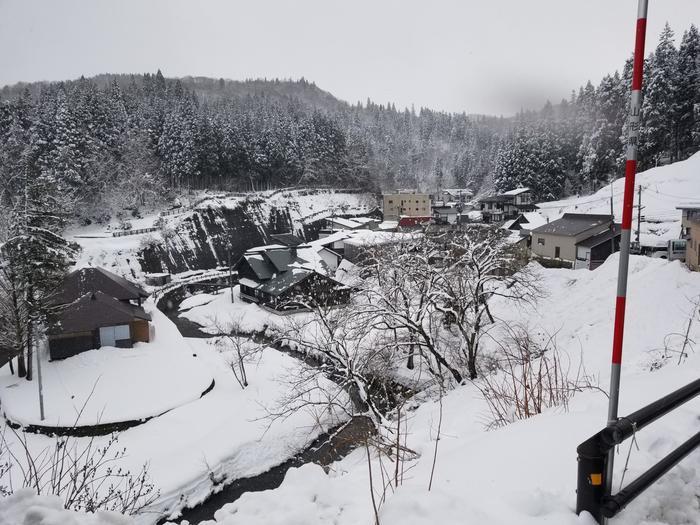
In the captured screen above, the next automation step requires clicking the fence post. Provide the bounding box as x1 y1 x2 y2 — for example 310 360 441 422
576 435 607 523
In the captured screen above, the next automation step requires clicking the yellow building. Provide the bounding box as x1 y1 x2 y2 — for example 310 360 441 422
382 192 430 220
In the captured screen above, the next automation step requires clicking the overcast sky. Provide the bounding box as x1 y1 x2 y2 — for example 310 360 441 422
0 0 698 116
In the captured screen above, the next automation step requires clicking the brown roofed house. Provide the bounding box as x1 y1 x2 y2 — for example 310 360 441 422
47 267 151 360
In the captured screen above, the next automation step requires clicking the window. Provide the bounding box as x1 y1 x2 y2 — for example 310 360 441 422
555 246 561 258
537 237 545 246
388 200 393 204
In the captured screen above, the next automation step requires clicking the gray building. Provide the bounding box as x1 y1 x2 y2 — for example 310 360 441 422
530 213 620 268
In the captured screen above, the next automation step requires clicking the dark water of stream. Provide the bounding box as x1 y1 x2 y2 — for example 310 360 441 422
157 288 377 525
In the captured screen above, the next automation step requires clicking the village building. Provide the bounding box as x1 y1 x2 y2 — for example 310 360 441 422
432 188 473 206
677 204 700 270
432 205 461 225
530 213 621 269
269 233 305 247
235 245 350 312
47 267 151 360
502 211 548 238
382 191 431 220
478 187 537 223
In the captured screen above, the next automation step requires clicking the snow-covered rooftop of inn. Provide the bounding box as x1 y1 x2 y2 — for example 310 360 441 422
500 187 531 196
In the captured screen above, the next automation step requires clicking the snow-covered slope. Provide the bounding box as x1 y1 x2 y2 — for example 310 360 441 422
69 189 377 281
201 255 700 525
537 152 700 247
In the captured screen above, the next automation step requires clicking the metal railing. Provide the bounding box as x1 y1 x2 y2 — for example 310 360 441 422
576 378 700 522
112 227 159 237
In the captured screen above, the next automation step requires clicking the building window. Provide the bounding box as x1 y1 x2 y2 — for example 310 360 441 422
555 246 560 258
537 237 545 246
388 200 393 204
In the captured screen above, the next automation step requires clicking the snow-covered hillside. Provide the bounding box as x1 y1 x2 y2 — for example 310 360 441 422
67 189 377 281
4 248 700 525
191 255 700 525
537 152 700 248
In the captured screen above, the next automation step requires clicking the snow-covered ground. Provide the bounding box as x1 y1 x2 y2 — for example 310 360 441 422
537 152 700 247
0 310 345 524
188 255 700 525
0 304 213 427
179 286 311 335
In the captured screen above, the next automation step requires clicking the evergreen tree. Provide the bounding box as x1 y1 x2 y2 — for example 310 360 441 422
640 23 679 166
676 25 700 156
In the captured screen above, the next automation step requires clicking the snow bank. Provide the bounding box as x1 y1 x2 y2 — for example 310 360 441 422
0 489 132 525
537 152 700 247
178 286 312 335
0 303 213 427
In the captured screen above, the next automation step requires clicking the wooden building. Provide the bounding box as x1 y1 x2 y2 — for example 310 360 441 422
236 246 350 312
47 267 151 360
48 292 151 360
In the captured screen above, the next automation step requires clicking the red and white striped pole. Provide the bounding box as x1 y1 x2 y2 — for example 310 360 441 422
605 0 649 502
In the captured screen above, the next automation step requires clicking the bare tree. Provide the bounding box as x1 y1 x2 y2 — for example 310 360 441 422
210 316 262 389
476 324 600 429
359 238 464 385
429 226 540 380
273 302 396 426
1 427 159 515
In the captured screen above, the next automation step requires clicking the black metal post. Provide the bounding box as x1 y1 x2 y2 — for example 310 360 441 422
576 434 608 523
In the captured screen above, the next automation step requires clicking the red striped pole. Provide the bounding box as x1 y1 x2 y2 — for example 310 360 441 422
605 0 649 506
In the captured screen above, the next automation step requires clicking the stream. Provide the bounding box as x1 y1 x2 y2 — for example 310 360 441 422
156 285 381 524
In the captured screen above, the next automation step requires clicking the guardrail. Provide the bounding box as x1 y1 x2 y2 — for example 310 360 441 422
576 378 700 522
151 270 235 301
112 227 159 237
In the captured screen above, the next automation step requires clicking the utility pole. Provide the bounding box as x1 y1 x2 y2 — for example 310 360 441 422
635 185 644 246
609 182 616 257
605 0 649 516
36 338 45 421
228 246 234 303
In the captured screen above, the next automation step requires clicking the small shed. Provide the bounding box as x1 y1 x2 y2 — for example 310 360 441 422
145 273 172 286
574 225 622 270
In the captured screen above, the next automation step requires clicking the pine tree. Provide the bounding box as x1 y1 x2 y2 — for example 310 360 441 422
676 25 700 157
640 23 680 166
1 164 78 380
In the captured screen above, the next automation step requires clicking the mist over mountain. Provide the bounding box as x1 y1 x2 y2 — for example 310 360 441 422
1 22 698 221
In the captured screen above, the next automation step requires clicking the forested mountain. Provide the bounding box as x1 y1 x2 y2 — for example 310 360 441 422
0 23 698 223
495 23 700 200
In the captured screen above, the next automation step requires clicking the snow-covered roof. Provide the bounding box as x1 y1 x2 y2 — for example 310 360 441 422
677 202 700 210
378 221 398 230
327 217 363 229
306 230 353 248
351 217 380 224
501 219 518 230
246 244 286 253
501 187 531 196
521 212 547 230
